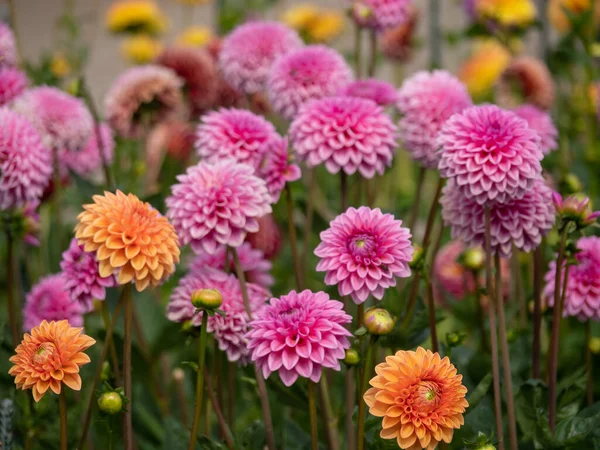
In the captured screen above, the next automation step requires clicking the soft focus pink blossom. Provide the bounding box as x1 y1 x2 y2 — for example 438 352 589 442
257 136 301 202
0 67 27 106
60 123 115 178
498 56 555 110
21 202 41 247
552 192 600 229
338 79 398 107
351 0 413 30
513 104 557 155
246 214 282 260
0 23 17 68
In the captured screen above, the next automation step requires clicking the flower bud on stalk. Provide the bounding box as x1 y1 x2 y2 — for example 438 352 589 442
364 308 396 335
98 392 123 415
191 288 223 310
343 349 361 366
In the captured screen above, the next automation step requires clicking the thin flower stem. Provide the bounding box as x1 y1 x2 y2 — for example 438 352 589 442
532 246 543 378
285 185 304 290
357 336 375 450
308 381 319 450
341 172 348 211
472 272 488 352
354 24 362 78
174 371 189 428
6 234 20 347
319 376 339 450
408 167 426 231
100 302 121 385
345 368 356 450
188 313 209 450
59 390 68 450
511 250 527 330
231 247 254 317
367 29 377 77
424 271 439 353
586 320 594 406
227 362 235 426
301 170 315 287
204 367 235 450
51 146 64 252
123 283 134 450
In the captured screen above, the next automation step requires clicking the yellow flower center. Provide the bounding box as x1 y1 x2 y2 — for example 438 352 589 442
414 380 441 412
32 343 56 365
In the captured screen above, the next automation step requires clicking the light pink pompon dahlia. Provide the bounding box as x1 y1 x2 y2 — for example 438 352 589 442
60 123 115 178
267 45 354 120
219 21 303 95
437 104 543 205
167 268 269 363
339 79 398 107
544 236 600 321
0 23 17 68
13 86 93 152
166 160 272 255
513 104 558 155
104 64 183 138
441 178 555 257
0 109 52 211
60 238 116 313
290 96 397 178
397 70 472 169
315 206 413 304
257 136 301 203
0 67 27 106
23 274 85 331
195 108 278 169
246 290 352 386
351 0 413 30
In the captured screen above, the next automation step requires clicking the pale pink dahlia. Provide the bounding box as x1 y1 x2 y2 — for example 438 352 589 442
396 70 472 169
195 108 278 169
290 96 397 178
166 160 272 254
219 21 303 95
0 109 52 210
315 206 413 304
513 105 558 155
246 290 352 386
23 274 85 331
351 0 413 30
257 136 301 202
0 23 17 68
60 238 116 313
246 214 282 260
267 45 354 120
60 123 115 178
0 67 27 106
544 236 600 321
437 104 543 205
441 178 555 257
338 79 398 107
167 268 269 363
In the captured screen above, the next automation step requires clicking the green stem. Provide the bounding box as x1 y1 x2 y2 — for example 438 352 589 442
285 185 303 290
6 233 20 347
472 272 488 352
188 313 209 450
308 381 319 450
123 283 134 450
532 246 543 378
423 270 439 353
357 337 375 450
204 367 235 450
345 367 356 450
354 24 362 78
319 376 339 450
408 167 426 231
341 172 348 211
586 320 594 406
101 302 121 385
59 390 68 450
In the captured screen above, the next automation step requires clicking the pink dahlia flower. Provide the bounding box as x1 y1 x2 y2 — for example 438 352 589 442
60 238 116 313
498 57 555 110
441 178 555 257
195 108 278 169
104 65 184 138
60 123 115 178
351 0 413 30
512 105 558 155
219 21 303 95
0 67 27 106
166 160 272 254
267 45 353 120
246 289 352 386
246 214 282 260
339 79 398 107
553 192 600 229
544 236 600 321
23 274 85 331
315 206 413 304
397 70 472 169
167 268 269 363
257 136 301 202
438 104 543 205
0 109 52 210
20 202 41 247
290 96 397 178
0 23 17 68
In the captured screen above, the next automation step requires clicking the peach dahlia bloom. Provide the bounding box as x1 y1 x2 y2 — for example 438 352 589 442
9 320 96 402
364 347 468 450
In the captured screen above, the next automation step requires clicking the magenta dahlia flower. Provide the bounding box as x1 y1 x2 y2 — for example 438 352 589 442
290 96 397 178
23 274 85 331
396 70 472 169
338 79 398 107
267 45 353 120
166 160 272 254
246 290 352 386
315 206 413 304
0 109 52 210
219 21 303 95
0 23 17 68
60 123 115 178
167 268 269 363
512 104 558 155
257 136 301 202
351 0 413 30
0 67 27 106
438 104 543 205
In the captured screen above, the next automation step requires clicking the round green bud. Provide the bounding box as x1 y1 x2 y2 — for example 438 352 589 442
462 247 485 271
191 288 223 310
364 308 396 336
589 337 600 355
475 445 496 450
343 349 360 366
409 244 424 269
98 392 123 415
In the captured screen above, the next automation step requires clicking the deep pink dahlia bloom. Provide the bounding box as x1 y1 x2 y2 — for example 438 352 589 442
397 70 472 169
257 136 301 202
513 104 558 155
167 268 269 363
166 160 272 254
441 178 555 257
438 104 543 205
195 108 278 169
60 123 115 178
351 0 413 30
338 79 398 107
246 214 282 260
0 67 27 106
219 21 303 95
0 109 52 210
267 45 354 120
315 206 413 304
290 96 397 178
434 240 472 300
23 274 85 331
0 23 17 68
246 289 352 386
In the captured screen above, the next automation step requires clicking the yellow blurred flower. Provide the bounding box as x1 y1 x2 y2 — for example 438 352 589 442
106 0 167 35
548 0 600 33
121 34 163 64
475 0 537 26
308 11 344 43
590 337 600 355
282 4 319 30
172 0 210 4
459 40 511 98
50 53 71 78
176 26 213 48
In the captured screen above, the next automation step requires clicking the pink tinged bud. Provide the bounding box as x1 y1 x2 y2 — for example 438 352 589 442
364 308 396 335
191 288 223 310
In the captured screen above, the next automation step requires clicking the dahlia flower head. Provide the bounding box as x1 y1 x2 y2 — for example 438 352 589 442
22 274 85 331
166 160 272 255
380 7 419 61
60 238 116 313
0 67 27 106
512 105 557 155
219 21 303 95
315 206 413 304
290 96 397 178
104 64 184 138
339 78 398 107
60 123 115 178
544 236 600 321
246 290 352 386
0 22 17 68
441 178 555 257
459 40 511 99
257 136 302 202
267 45 354 120
0 109 52 211
246 214 283 260
552 192 600 230
473 0 537 27
437 104 543 205
364 347 468 450
351 0 413 30
397 70 472 169
167 267 269 363
498 56 556 110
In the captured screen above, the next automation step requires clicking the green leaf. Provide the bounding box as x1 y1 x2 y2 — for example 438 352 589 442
466 372 493 411
181 361 199 372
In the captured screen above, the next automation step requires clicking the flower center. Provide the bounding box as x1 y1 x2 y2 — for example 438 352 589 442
32 343 57 366
413 380 441 413
348 234 377 260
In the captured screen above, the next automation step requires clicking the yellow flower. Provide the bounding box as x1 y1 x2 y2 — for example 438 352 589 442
282 4 319 31
548 0 600 33
459 40 511 98
106 0 167 35
176 26 213 48
50 53 71 78
121 34 162 64
172 0 210 4
476 0 537 26
308 11 344 43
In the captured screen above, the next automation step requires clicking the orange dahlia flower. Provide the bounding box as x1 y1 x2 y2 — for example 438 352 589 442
9 320 96 402
75 190 180 291
364 347 468 450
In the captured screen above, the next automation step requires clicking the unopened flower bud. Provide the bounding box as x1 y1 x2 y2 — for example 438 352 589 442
409 244 424 269
462 247 485 271
191 288 223 310
589 337 600 355
98 392 123 415
344 349 360 366
364 308 396 335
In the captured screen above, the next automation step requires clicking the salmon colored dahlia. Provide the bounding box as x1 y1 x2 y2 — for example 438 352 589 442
364 347 468 450
75 190 180 291
9 320 96 402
